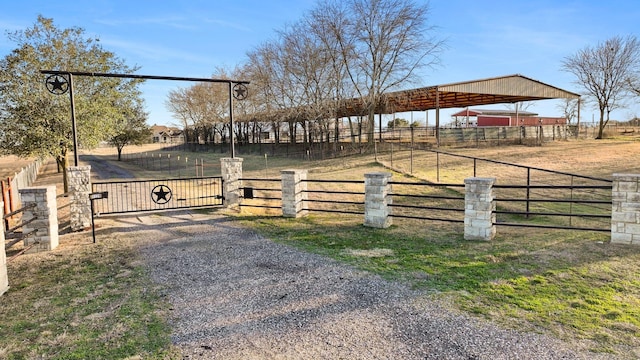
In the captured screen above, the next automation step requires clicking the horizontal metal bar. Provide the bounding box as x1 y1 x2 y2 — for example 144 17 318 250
494 221 610 232
390 181 465 188
95 204 223 216
305 190 364 196
495 184 612 190
93 175 222 185
392 193 464 200
243 187 281 192
305 208 364 215
426 149 612 183
7 241 40 262
240 204 281 210
495 198 611 205
389 204 464 212
3 203 37 219
305 199 364 205
6 216 38 233
4 229 37 249
246 196 281 201
494 210 610 219
241 178 281 182
389 214 465 223
303 179 363 184
40 70 250 84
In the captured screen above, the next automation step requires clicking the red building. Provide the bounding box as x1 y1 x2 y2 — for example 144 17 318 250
451 109 566 127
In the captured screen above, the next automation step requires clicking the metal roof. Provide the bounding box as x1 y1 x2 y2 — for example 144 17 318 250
339 74 580 116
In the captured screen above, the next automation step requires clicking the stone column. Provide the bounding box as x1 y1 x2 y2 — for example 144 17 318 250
18 186 58 253
464 177 496 241
611 174 640 245
67 166 92 232
221 158 243 209
364 172 392 228
0 201 8 296
281 169 308 218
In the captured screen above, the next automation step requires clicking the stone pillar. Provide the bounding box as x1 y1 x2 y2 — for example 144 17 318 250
364 172 392 228
18 186 59 253
221 158 243 208
281 169 308 218
611 174 640 245
67 166 92 232
0 201 8 296
464 177 496 241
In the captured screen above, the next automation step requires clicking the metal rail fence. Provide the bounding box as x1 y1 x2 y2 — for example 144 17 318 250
239 176 611 233
4 203 38 261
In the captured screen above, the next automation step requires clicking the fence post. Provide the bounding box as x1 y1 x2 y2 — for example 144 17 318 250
281 169 308 218
364 172 392 228
0 201 8 296
18 186 59 252
67 166 92 232
611 173 640 245
464 177 496 241
221 157 243 209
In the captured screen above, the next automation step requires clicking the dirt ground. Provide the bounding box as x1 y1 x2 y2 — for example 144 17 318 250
0 156 37 180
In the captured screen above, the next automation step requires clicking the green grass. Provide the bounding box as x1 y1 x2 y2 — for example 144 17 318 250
239 213 640 355
1 234 180 360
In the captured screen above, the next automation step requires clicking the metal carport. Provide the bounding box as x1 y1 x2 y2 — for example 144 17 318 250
338 74 581 145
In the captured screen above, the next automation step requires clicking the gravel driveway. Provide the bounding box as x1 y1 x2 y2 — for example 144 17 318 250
137 211 615 360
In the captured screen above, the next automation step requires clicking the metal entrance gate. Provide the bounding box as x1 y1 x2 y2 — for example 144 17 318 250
91 176 224 215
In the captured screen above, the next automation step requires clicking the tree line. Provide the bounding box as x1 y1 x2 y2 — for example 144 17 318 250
165 0 444 147
2 2 640 187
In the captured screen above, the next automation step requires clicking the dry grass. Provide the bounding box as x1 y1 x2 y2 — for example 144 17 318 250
2 138 640 358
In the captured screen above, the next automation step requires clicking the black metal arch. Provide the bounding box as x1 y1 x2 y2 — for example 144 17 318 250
40 70 250 164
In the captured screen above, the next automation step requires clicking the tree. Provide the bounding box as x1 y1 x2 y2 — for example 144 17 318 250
0 16 143 189
556 98 579 125
561 35 640 139
387 118 409 128
313 0 444 143
109 102 151 161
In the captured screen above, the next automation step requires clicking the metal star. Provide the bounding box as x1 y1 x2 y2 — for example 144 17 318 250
233 83 248 100
151 185 172 204
45 74 69 95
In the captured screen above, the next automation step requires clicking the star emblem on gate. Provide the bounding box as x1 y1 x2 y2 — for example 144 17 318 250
233 83 248 100
45 74 69 95
151 185 172 204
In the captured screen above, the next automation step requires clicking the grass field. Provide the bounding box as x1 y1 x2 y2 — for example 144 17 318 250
2 138 640 358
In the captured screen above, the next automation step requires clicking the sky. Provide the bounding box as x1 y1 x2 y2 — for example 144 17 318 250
1 0 640 127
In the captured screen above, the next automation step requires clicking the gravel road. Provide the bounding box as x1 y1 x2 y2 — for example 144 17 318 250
135 211 617 360
79 154 135 180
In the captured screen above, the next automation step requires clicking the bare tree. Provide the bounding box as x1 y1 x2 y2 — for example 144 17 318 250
556 98 579 124
165 81 228 146
561 35 640 139
314 0 444 143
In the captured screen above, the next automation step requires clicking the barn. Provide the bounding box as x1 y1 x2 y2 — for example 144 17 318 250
450 109 567 127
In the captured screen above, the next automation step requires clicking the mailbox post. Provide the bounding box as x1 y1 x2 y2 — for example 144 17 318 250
89 191 108 243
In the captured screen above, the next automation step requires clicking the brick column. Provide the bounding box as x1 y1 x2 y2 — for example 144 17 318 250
611 174 640 245
464 177 496 241
67 166 92 232
364 172 392 228
221 158 243 209
281 169 308 218
18 186 59 253
0 201 8 296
